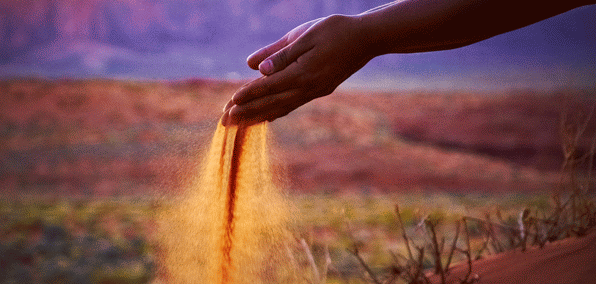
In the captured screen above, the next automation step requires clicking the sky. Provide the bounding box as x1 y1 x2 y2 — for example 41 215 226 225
0 0 594 92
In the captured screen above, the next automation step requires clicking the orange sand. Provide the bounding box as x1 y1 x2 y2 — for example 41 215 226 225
158 122 295 283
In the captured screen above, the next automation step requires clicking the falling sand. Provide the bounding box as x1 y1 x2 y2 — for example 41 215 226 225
158 121 296 283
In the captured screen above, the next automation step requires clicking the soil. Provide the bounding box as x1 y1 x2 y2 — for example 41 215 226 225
430 230 596 284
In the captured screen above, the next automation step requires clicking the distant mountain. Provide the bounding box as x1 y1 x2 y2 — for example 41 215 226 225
0 1 594 91
0 0 380 49
0 0 387 79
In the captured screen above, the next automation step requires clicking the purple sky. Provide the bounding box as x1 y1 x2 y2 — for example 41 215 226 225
0 0 594 92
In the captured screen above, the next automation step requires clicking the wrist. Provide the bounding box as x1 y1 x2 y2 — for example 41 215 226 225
352 10 414 56
349 14 390 59
353 0 483 55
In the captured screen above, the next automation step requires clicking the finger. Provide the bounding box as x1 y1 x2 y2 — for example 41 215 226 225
232 59 306 105
222 99 234 113
230 89 297 121
229 88 317 126
262 98 307 122
230 105 291 127
233 93 312 126
220 97 236 126
220 106 234 126
258 37 314 75
247 37 288 70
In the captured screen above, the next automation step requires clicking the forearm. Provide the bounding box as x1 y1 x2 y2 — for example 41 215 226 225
355 0 595 56
360 0 406 14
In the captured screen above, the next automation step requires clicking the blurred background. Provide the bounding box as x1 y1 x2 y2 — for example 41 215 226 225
1 1 595 283
1 0 595 90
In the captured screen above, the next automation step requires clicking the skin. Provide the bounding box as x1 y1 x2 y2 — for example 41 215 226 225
222 0 595 126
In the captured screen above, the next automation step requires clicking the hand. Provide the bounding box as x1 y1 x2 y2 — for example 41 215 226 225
247 17 324 73
222 14 374 126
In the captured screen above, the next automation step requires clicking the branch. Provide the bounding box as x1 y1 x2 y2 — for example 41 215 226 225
395 205 414 262
347 245 382 284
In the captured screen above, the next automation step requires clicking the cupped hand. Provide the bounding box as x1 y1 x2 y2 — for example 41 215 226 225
222 14 374 126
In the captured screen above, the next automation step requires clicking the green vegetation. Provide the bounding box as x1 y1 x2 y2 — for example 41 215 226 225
1 189 593 283
0 198 155 284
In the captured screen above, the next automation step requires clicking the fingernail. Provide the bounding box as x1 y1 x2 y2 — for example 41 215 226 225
228 105 238 126
222 100 233 113
259 59 273 74
221 110 228 126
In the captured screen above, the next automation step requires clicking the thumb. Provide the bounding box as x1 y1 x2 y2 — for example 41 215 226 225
259 40 312 76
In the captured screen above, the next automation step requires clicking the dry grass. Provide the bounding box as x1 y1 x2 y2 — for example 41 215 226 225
319 95 596 284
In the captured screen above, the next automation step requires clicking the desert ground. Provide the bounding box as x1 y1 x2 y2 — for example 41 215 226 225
429 229 596 284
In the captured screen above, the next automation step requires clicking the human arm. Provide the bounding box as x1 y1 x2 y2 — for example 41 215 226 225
222 0 595 126
356 0 595 55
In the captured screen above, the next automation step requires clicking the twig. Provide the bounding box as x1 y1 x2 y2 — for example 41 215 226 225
445 220 461 272
396 205 414 262
300 238 320 284
412 247 429 284
347 246 382 284
425 219 445 282
460 219 478 284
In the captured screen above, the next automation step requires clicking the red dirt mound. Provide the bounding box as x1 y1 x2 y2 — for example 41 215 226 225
431 230 596 284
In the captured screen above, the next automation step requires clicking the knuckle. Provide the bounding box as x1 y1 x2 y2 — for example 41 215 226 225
324 14 348 25
275 49 289 68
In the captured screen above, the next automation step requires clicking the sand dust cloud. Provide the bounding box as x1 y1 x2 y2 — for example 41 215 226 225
158 122 298 283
